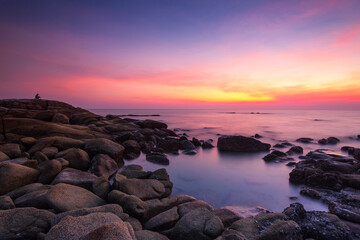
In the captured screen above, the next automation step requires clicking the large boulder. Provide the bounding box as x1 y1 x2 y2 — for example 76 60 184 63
172 208 224 240
144 206 179 231
89 154 118 178
0 162 39 195
13 189 50 209
157 138 179 153
0 196 15 210
0 151 10 162
55 148 90 170
45 183 106 212
5 183 48 199
146 152 169 165
29 136 85 153
137 119 167 129
217 135 271 152
112 174 166 200
80 222 136 240
84 138 125 166
178 200 213 218
135 230 169 240
122 140 141 160
108 190 148 219
38 160 63 184
0 207 54 240
45 212 124 240
51 168 97 190
0 143 21 158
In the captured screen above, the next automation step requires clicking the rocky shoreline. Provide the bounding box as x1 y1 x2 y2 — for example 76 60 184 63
0 99 359 240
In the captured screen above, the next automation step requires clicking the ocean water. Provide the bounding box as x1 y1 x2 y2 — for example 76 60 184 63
91 109 360 212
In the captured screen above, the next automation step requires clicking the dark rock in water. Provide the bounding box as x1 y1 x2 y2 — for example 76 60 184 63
46 183 106 213
122 140 141 160
254 133 262 138
286 161 296 167
182 149 197 155
139 141 152 154
0 196 15 210
202 141 214 149
157 138 179 153
273 143 286 148
172 208 224 240
179 140 196 151
136 230 169 240
192 137 201 147
341 146 355 154
84 138 125 166
0 162 39 195
229 212 302 240
146 152 169 165
122 164 143 171
283 202 352 240
0 207 55 240
217 135 271 152
318 137 340 145
289 196 298 200
287 146 303 155
89 154 118 178
318 138 328 145
296 137 313 143
263 150 287 162
51 168 97 191
137 119 167 129
328 201 360 223
300 188 321 199
179 136 188 141
353 148 360 160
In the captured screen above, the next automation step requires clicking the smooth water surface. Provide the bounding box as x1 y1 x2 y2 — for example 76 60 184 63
91 109 360 212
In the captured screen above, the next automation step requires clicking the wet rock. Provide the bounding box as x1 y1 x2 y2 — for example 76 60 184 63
84 138 125 166
120 169 151 179
341 146 355 155
328 137 340 144
0 162 39 195
52 168 97 190
149 168 170 181
213 208 242 228
157 138 179 153
0 143 21 158
121 164 143 171
145 206 179 231
329 201 360 223
51 113 69 124
41 147 58 159
300 188 321 199
135 230 169 240
287 146 303 155
179 140 196 151
79 221 136 240
182 149 197 155
122 140 141 160
45 212 124 240
0 151 10 162
283 202 352 240
92 175 111 199
263 150 288 162
139 141 152 153
89 154 118 178
137 119 167 129
112 174 166 200
341 174 360 189
296 137 313 143
178 200 213 218
202 141 214 149
46 183 106 213
0 207 54 240
50 204 124 226
146 152 170 165
217 135 271 152
0 196 15 210
318 138 328 145
108 190 148 219
192 137 201 147
55 148 90 170
254 134 262 138
286 161 297 166
172 207 224 240
354 148 360 161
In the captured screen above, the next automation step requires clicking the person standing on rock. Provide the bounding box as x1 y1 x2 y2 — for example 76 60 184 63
35 93 41 99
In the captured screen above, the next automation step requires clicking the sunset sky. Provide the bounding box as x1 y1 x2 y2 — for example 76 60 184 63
0 0 359 109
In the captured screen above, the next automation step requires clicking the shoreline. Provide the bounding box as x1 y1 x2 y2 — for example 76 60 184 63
0 99 359 240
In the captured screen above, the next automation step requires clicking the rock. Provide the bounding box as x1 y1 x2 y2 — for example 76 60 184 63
254 134 262 138
328 137 340 144
112 174 166 200
341 146 355 154
217 135 271 152
41 147 58 159
329 201 360 223
300 188 321 199
122 164 143 171
135 230 169 240
283 202 352 240
122 140 141 160
92 176 111 199
172 207 224 240
51 168 97 190
213 208 242 228
51 113 69 124
89 154 118 178
54 158 69 169
5 183 48 199
296 138 313 143
29 136 85 153
230 212 302 240
145 207 179 231
146 152 169 165
20 137 37 148
129 132 145 142
120 169 151 179
318 138 328 145
38 160 63 184
84 138 125 166
0 162 39 195
45 212 124 240
55 148 90 170
33 151 49 163
79 222 136 240
286 161 296 166
178 200 213 218
108 190 148 219
115 131 133 143
0 196 15 210
263 150 288 162
137 119 167 129
14 189 50 209
50 204 124 226
125 216 142 231
202 141 214 149
46 183 106 212
221 206 270 219
149 168 170 181
0 151 10 162
0 207 54 240
215 229 247 240
192 137 201 147
287 146 303 155
179 140 196 150
341 174 360 189
157 138 179 153
0 143 21 158
139 141 152 154
354 148 360 161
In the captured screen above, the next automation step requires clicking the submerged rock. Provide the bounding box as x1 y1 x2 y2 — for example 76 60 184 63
217 135 271 152
146 152 169 165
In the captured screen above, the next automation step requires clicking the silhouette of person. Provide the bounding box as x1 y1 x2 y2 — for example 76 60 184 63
35 93 41 99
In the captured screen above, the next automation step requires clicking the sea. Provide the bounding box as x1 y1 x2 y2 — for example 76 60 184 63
91 109 360 212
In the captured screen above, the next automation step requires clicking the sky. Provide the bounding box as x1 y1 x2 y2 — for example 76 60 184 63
0 0 359 109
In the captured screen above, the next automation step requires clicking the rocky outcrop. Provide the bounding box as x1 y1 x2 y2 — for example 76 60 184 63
217 135 271 152
84 138 125 165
